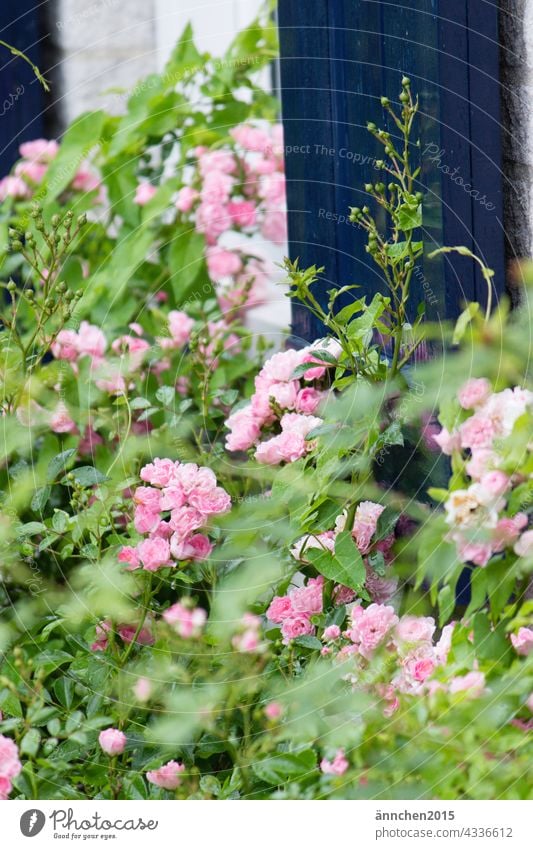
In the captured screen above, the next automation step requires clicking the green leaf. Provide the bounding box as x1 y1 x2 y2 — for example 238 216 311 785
375 507 399 541
397 202 422 231
71 466 108 487
155 385 175 407
293 635 323 651
20 728 41 757
453 302 480 345
168 229 207 304
251 749 317 786
308 532 365 591
47 449 77 481
16 521 46 537
54 677 74 709
31 486 51 512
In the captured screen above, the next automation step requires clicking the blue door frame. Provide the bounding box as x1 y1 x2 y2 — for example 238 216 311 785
278 0 505 341
0 0 47 176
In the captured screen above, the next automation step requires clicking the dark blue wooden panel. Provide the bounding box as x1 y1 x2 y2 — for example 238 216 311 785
278 0 505 339
0 0 46 176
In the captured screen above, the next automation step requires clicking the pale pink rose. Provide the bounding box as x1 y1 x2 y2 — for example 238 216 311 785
198 149 236 176
195 201 232 241
146 760 185 790
333 584 357 605
456 539 493 567
510 627 533 656
351 501 385 554
465 449 498 480
188 486 231 516
98 728 126 756
175 185 198 212
255 431 307 465
14 159 48 183
200 170 234 204
170 532 212 561
264 701 283 720
260 348 307 383
230 124 271 152
527 693 533 713
0 776 13 800
458 378 491 409
225 406 262 452
514 530 533 558
432 427 460 455
295 387 323 414
134 486 161 511
403 650 436 683
76 321 106 360
111 335 150 371
320 749 349 776
227 200 257 228
364 566 398 605
434 623 455 665
71 169 100 194
260 172 286 206
479 471 510 499
163 602 206 638
492 514 528 552
261 209 287 245
323 624 341 641
281 615 315 644
159 485 186 511
206 246 243 281
50 403 77 434
459 414 497 450
348 603 399 657
118 546 140 570
267 380 299 410
133 677 152 702
140 458 178 487
0 175 31 200
118 622 154 646
395 616 436 645
0 734 22 781
134 504 160 534
19 138 58 161
290 577 323 616
449 671 486 697
280 412 323 437
137 537 171 571
134 182 157 205
266 595 294 623
168 506 204 537
232 628 261 652
52 329 79 362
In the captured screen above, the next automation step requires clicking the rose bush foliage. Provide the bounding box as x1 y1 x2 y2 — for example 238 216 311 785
0 17 531 801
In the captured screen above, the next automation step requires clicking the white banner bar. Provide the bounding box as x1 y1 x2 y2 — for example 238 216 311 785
2 800 531 848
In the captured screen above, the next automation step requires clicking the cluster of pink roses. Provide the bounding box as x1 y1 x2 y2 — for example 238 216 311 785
267 576 324 644
97 729 185 791
225 340 344 464
118 458 231 571
291 500 398 604
0 138 101 203
174 123 286 312
434 379 532 567
0 734 21 800
175 123 286 247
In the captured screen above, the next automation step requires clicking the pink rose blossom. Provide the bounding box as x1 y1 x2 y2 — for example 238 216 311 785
395 616 436 645
261 209 287 245
458 378 491 409
0 175 32 200
98 728 126 756
52 329 79 362
134 182 157 205
163 602 207 638
459 414 497 450
266 596 294 623
133 677 152 702
281 615 315 644
227 200 257 228
432 427 461 455
140 458 177 488
290 577 323 615
19 138 58 161
351 501 385 554
146 760 185 790
170 533 213 561
264 701 283 720
320 749 349 776
175 186 198 211
0 734 22 783
225 406 262 452
348 603 399 657
77 321 106 361
323 624 341 641
295 387 323 414
206 247 243 281
230 124 271 152
449 671 486 697
134 505 160 534
514 530 533 558
510 627 533 656
50 403 77 434
118 546 141 570
492 514 528 551
456 539 493 567
137 537 171 571
479 471 510 499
